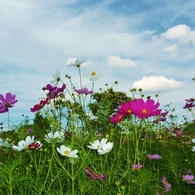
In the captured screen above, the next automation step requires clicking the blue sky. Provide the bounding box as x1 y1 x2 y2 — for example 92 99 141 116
0 0 195 127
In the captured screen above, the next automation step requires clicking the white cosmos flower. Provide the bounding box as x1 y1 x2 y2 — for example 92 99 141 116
12 136 35 151
57 145 78 158
67 58 87 68
51 70 61 86
192 138 195 143
192 146 195 152
0 138 11 147
82 64 104 81
87 140 101 150
88 138 113 155
45 131 64 143
97 138 113 155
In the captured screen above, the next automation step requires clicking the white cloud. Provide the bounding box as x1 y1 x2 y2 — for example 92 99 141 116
108 55 137 67
163 24 195 45
163 44 178 56
132 76 183 93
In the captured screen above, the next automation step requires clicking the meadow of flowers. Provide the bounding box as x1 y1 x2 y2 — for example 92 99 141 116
0 59 195 195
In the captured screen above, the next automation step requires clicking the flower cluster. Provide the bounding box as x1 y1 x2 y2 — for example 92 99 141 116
110 98 161 124
30 84 66 112
87 138 113 155
0 92 18 113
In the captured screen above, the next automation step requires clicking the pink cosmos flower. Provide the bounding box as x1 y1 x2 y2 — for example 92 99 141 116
183 175 195 184
0 92 18 113
110 102 132 124
161 176 171 192
30 98 49 112
146 154 162 160
110 112 125 124
74 87 94 95
129 98 161 119
132 164 143 170
85 166 106 181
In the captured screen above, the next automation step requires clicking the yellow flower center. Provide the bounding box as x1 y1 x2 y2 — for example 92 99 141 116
128 109 132 114
91 72 96 76
64 150 70 155
29 145 35 149
142 109 147 114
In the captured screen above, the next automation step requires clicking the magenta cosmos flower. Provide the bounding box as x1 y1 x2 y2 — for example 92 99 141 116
30 98 49 112
0 92 18 113
183 98 195 109
146 154 162 160
43 84 66 99
153 111 168 123
110 102 132 124
130 98 161 119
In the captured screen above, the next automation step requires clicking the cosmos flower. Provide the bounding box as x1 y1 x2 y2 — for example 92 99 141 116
85 166 106 181
87 140 102 150
0 92 18 113
146 154 162 160
132 164 143 170
153 111 169 123
82 64 104 81
183 175 195 184
12 136 42 151
88 138 113 155
30 98 49 112
74 87 94 95
45 131 64 143
161 176 171 192
26 128 33 135
129 98 161 119
97 138 113 155
51 70 61 86
28 141 42 150
43 84 66 99
67 58 87 68
191 146 195 152
56 145 78 158
0 138 11 147
110 101 132 124
109 112 125 124
183 98 195 109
